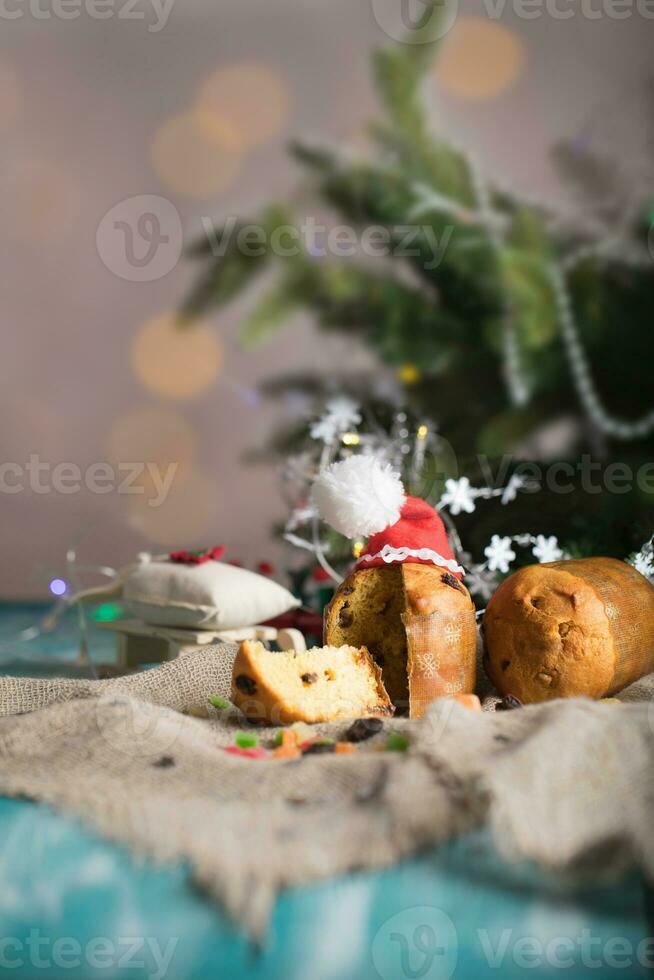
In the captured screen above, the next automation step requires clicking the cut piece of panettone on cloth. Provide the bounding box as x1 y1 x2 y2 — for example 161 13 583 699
231 640 393 724
0 648 653 941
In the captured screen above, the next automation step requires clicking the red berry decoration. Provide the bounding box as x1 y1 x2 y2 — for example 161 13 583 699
169 545 226 565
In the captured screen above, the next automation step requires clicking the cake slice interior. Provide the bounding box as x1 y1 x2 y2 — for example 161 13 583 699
325 565 409 707
231 640 393 724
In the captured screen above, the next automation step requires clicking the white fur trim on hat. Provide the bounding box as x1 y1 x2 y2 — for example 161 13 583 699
357 544 465 574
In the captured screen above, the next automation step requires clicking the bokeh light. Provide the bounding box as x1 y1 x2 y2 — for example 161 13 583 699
398 364 421 385
49 578 67 596
435 18 525 102
105 406 198 495
92 602 124 623
127 466 218 546
151 112 241 198
130 312 222 400
195 62 290 150
192 107 242 151
7 161 79 242
0 62 19 131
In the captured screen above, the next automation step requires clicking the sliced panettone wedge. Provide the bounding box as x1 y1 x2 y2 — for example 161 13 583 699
231 640 394 724
324 563 477 717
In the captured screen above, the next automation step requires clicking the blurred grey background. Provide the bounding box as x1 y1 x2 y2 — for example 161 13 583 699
0 0 651 596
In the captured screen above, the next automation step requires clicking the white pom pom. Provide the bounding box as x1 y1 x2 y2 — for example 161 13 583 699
312 456 406 539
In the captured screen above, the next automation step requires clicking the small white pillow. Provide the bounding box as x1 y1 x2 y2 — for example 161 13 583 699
124 559 300 630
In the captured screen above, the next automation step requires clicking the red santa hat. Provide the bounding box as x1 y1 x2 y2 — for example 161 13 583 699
312 456 464 577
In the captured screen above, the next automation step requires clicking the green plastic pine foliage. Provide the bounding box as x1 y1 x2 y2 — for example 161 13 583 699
183 9 654 559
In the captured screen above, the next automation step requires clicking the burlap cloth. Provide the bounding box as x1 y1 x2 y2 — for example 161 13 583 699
1 645 653 940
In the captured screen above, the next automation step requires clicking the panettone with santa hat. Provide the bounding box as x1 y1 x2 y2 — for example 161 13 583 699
313 456 477 718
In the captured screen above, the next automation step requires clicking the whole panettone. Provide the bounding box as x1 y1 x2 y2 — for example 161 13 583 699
325 562 477 717
483 557 654 703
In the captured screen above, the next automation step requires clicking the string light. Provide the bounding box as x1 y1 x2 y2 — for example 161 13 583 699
398 364 420 384
0 549 119 671
48 578 68 597
92 603 123 623
341 432 360 446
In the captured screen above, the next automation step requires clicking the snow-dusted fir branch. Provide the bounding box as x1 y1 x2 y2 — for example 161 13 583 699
403 147 654 441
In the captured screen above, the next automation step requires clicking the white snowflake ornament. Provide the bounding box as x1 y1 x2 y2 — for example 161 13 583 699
501 474 526 505
310 397 361 443
484 535 516 574
439 477 476 516
532 535 563 564
465 567 497 601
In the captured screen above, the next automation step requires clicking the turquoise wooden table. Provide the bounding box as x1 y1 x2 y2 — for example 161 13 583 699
0 604 651 980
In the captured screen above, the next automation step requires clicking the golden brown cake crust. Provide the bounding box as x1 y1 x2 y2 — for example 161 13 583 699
401 564 477 718
401 563 474 618
483 557 654 703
